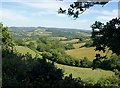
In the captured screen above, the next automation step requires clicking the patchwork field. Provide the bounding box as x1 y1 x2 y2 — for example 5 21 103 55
56 63 115 83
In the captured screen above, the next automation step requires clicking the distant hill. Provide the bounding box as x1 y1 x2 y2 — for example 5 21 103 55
8 27 91 39
8 27 37 32
8 27 91 33
45 27 91 37
45 27 91 34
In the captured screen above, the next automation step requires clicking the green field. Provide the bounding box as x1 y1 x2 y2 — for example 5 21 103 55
66 47 112 61
14 46 39 58
56 63 115 83
48 37 67 40
25 40 36 44
73 43 85 49
61 39 79 44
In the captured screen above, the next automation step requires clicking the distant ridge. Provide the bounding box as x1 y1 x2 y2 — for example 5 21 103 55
8 26 91 33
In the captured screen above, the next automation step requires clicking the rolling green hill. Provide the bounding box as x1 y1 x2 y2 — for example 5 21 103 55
14 46 41 58
14 46 114 84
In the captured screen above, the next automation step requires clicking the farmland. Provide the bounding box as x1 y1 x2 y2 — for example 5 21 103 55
56 63 115 83
73 43 86 48
14 45 114 84
66 47 112 61
61 39 79 44
48 37 67 40
14 46 39 58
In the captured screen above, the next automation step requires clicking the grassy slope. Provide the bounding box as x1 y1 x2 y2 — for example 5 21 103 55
73 43 86 49
66 47 96 61
61 39 79 44
14 46 37 58
48 37 67 40
66 47 112 61
56 63 114 83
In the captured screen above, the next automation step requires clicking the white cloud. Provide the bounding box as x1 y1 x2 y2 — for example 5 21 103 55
31 10 56 16
22 2 68 10
19 2 69 17
97 16 114 21
84 8 118 22
96 9 118 21
1 0 76 2
1 0 56 2
56 14 66 17
0 8 32 26
1 8 29 21
2 0 119 2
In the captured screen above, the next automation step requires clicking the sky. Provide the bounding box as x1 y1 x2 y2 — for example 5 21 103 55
0 0 119 30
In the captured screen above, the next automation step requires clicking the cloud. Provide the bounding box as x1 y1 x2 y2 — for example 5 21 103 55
1 0 76 2
31 10 56 16
96 9 118 21
2 0 119 2
84 8 118 22
0 8 32 26
1 8 29 21
1 0 56 2
19 2 69 17
56 14 66 17
1 0 68 10
22 2 68 10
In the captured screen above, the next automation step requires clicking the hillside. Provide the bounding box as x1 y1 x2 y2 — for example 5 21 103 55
66 47 112 61
14 46 42 58
8 27 91 39
56 63 115 83
14 45 115 83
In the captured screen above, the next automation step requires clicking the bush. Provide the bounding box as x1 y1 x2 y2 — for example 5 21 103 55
80 57 92 68
96 76 120 87
2 50 63 87
100 54 120 71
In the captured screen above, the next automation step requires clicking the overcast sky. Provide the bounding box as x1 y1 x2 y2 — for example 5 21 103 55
0 0 119 30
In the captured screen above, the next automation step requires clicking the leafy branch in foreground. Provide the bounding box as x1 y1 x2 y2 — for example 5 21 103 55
58 0 109 19
91 18 120 55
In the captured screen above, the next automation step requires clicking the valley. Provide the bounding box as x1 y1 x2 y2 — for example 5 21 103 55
9 26 116 84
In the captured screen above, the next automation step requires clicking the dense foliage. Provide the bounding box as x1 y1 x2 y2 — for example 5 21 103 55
1 23 14 50
91 18 120 55
99 54 120 71
2 49 63 87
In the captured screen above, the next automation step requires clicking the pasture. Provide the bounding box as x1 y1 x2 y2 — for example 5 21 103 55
66 47 112 61
48 37 67 40
61 39 79 44
14 46 40 58
56 63 115 83
73 43 85 49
